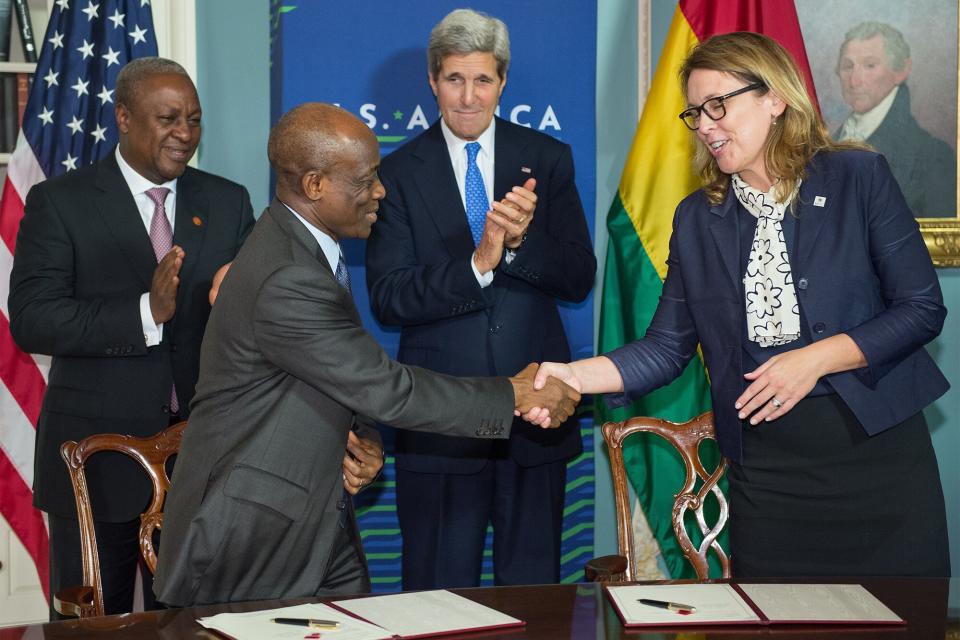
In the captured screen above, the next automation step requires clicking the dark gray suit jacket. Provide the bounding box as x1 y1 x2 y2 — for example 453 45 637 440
154 200 515 606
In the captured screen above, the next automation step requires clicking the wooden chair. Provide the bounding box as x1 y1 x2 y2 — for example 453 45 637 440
55 420 187 618
585 411 731 582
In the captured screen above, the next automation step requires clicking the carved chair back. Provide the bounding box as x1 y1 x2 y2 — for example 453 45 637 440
56 420 187 618
602 412 730 581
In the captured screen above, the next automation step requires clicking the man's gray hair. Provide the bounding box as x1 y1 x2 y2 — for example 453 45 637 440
839 21 911 71
428 9 510 80
116 57 192 108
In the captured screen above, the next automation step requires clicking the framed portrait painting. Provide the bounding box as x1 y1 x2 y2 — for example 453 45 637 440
796 0 960 266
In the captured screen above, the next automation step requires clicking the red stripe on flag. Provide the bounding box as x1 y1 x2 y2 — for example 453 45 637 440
679 0 820 111
0 177 24 256
0 311 46 427
0 451 49 600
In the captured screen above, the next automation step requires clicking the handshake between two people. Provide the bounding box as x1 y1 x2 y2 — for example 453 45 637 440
509 362 581 428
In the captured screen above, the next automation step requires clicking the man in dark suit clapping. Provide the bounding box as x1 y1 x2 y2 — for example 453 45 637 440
9 57 255 615
365 9 596 589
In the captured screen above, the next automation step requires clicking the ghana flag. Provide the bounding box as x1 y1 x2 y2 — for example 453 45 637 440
596 0 818 578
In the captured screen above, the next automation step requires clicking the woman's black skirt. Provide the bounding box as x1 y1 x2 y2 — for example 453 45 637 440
728 394 949 578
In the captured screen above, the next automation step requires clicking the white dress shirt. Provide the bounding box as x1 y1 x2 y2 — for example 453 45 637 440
115 148 179 347
284 203 344 276
440 118 499 287
840 85 899 142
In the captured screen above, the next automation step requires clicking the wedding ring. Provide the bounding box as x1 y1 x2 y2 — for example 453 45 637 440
770 397 783 409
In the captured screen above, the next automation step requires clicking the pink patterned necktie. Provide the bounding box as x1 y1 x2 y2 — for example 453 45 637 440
145 187 178 414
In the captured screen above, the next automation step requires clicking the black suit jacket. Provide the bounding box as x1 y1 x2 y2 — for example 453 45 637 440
8 151 254 520
154 200 516 605
366 118 596 473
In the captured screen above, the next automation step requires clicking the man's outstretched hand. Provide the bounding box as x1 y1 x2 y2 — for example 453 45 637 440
509 363 580 428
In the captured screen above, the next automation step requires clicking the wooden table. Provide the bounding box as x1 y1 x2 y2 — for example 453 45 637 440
1 578 957 638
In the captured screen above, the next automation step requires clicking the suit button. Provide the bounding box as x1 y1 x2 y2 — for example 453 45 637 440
337 498 346 510
813 322 825 333
161 404 171 414
797 277 808 290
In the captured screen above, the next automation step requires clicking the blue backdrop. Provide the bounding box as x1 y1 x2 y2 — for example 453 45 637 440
270 0 597 588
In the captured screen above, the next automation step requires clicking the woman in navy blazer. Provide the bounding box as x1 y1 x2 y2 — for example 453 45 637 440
533 32 949 577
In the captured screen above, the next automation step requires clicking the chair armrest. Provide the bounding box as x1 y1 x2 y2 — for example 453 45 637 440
584 554 628 582
54 585 96 618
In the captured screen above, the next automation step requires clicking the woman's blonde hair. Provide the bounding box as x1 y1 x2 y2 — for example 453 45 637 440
679 32 857 204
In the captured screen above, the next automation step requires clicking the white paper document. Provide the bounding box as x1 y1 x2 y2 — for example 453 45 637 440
332 589 524 638
738 583 903 623
197 603 392 640
607 583 761 625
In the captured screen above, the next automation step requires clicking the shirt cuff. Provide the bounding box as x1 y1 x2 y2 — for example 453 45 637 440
140 293 163 346
471 253 495 288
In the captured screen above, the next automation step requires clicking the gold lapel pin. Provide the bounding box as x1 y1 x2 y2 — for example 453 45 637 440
192 215 203 227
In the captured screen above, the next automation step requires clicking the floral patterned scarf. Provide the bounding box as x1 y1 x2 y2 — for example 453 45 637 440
731 173 801 347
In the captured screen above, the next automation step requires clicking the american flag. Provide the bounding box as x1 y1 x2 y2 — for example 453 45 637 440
0 0 157 599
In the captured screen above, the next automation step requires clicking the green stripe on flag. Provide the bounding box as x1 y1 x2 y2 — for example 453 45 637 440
597 193 724 579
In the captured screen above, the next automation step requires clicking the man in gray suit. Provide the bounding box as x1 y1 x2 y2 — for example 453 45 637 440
153 103 579 606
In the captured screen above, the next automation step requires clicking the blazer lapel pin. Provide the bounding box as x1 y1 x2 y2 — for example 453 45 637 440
813 196 826 207
521 166 532 174
192 215 204 227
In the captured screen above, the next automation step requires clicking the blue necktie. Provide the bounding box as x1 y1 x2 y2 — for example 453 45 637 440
464 142 488 245
334 247 351 292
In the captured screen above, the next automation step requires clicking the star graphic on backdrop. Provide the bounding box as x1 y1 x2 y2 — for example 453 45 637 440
81 0 100 21
108 8 125 28
37 107 54 126
102 47 121 67
77 39 95 59
129 25 148 44
97 86 114 104
141 0 150 5
393 110 403 120
55 0 69 9
62 154 78 171
91 124 108 143
48 31 64 49
43 69 59 87
66 115 84 135
71 77 90 98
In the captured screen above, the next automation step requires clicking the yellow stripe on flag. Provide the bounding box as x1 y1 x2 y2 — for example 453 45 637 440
619 7 701 281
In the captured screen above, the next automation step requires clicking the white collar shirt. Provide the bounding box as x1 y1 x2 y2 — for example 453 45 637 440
840 85 899 142
116 148 180 347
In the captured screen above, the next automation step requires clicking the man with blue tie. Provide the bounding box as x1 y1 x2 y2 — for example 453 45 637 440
366 9 596 588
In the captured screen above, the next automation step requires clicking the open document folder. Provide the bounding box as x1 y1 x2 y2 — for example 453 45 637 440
606 583 904 627
197 590 524 639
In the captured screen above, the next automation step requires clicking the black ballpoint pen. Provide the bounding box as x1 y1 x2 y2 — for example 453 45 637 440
271 617 341 629
637 598 697 614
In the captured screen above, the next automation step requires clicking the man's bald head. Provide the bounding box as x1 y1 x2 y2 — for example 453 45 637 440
268 103 385 241
268 103 376 197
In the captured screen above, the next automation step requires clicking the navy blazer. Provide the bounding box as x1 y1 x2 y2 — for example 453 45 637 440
607 150 948 462
366 118 596 472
